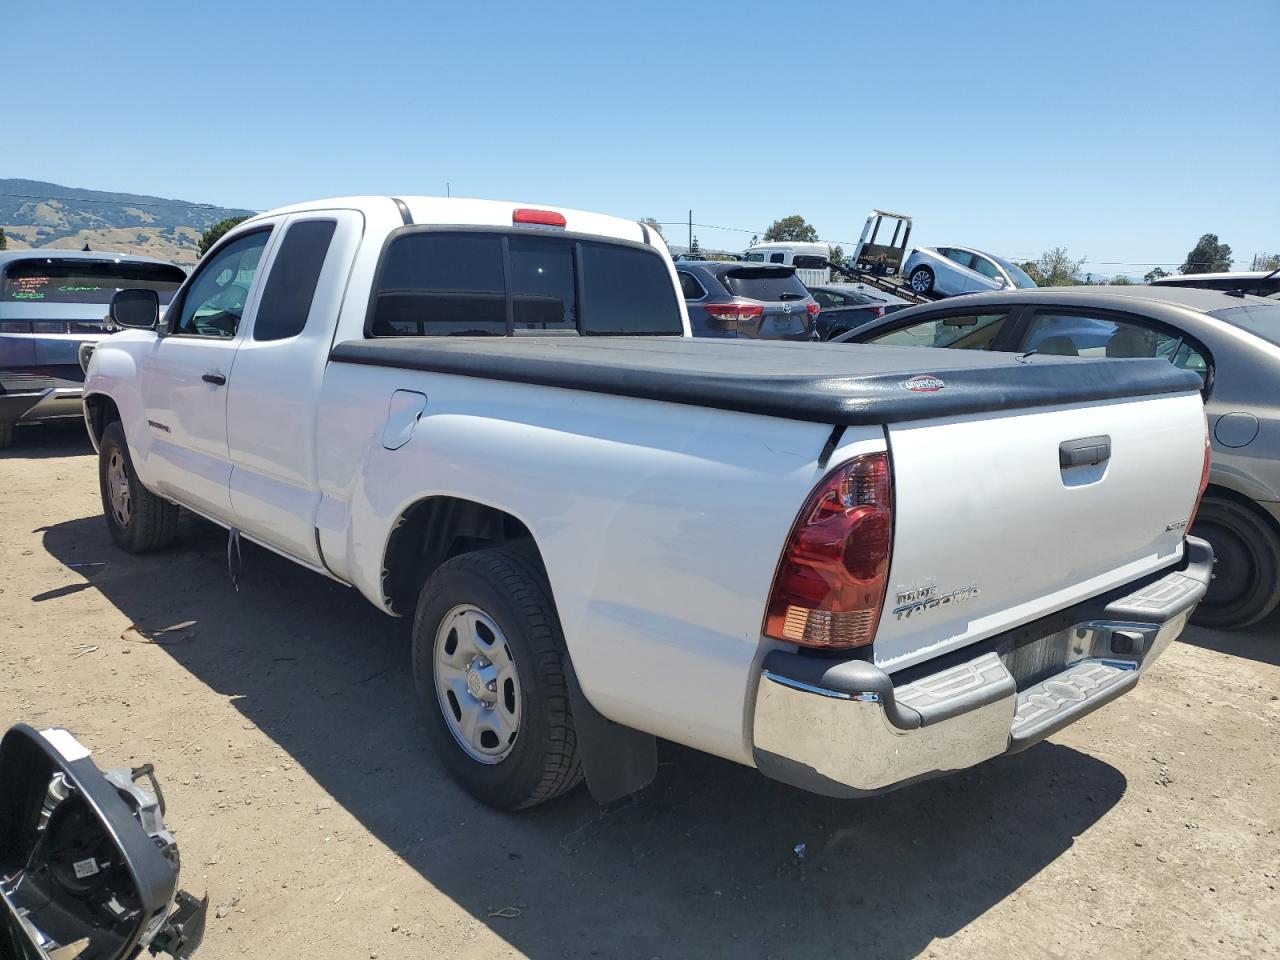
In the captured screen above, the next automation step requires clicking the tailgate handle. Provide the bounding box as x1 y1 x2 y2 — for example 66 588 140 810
1059 435 1111 469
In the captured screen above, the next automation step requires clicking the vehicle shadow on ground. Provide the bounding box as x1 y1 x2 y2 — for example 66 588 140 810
44 514 1127 960
1178 616 1280 669
0 421 94 461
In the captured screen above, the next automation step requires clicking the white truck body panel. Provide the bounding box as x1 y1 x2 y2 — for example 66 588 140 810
877 393 1206 671
82 195 1211 798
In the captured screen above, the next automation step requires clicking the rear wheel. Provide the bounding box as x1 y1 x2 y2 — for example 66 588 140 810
98 422 178 553
411 545 582 809
909 266 935 294
1190 495 1280 630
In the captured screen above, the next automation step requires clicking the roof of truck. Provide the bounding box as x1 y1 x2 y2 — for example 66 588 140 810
240 196 653 246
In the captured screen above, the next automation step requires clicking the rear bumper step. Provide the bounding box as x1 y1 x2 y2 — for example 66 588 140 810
751 537 1212 798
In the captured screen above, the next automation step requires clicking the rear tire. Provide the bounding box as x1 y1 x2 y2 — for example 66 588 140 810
1189 495 1280 630
0 421 13 450
909 266 935 294
411 545 583 810
98 421 178 553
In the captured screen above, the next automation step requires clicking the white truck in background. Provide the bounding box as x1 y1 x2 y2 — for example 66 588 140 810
83 196 1212 809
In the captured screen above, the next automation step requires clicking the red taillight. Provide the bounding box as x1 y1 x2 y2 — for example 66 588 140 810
512 208 566 227
703 303 765 323
1187 415 1212 532
764 452 893 649
806 302 820 316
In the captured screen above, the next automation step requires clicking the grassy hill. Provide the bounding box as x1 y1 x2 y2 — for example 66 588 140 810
0 178 254 265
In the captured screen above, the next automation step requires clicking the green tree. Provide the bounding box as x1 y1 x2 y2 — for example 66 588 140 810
828 244 846 266
1110 275 1134 285
198 215 251 258
749 234 758 248
0 227 6 250
689 235 701 257
1028 247 1086 286
640 217 664 239
1180 233 1232 274
1017 261 1045 285
1250 252 1280 271
763 215 818 243
1143 266 1170 282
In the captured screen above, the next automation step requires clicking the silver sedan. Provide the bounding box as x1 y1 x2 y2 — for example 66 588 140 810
901 245 1039 297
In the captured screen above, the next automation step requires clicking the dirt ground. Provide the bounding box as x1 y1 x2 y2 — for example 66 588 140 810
1 421 1277 960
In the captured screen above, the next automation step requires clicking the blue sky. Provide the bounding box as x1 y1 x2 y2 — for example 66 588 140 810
7 0 1278 275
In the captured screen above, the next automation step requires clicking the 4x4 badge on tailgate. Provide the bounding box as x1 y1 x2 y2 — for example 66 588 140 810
903 375 945 392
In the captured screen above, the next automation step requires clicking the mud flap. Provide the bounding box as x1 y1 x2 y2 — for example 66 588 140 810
564 661 657 804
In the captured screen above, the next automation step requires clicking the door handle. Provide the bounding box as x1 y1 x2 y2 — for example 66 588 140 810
1059 435 1110 469
202 372 226 386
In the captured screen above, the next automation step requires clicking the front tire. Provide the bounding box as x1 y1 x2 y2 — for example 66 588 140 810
909 266 935 294
411 545 583 809
1190 495 1280 630
98 421 178 553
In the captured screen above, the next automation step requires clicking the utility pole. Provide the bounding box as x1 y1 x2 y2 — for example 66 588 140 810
446 182 451 198
688 209 692 254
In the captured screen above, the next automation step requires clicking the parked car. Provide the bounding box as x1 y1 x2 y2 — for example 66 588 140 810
84 196 1210 811
1149 270 1280 298
837 285 1280 630
676 261 818 340
901 246 1039 297
0 250 186 449
808 283 911 340
742 241 831 286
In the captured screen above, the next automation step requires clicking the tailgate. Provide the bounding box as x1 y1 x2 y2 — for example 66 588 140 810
874 391 1206 672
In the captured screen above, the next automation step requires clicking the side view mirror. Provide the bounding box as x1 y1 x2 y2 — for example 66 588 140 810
109 289 160 331
0 724 206 960
943 315 980 327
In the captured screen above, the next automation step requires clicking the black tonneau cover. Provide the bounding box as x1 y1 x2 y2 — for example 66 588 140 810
328 337 1202 427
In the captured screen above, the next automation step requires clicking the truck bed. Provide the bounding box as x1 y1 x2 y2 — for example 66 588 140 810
329 336 1203 426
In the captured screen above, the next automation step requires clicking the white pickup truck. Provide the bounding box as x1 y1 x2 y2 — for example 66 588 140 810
83 196 1214 810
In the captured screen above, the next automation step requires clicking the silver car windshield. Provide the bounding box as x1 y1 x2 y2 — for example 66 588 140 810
993 255 1038 289
1208 301 1280 348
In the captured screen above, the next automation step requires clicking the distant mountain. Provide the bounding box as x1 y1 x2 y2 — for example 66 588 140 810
0 178 254 265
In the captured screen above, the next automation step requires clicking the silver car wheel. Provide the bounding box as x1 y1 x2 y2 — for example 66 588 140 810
433 604 521 764
106 448 132 527
910 269 933 293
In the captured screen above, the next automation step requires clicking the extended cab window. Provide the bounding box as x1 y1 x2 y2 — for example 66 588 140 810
253 219 337 341
170 230 271 338
868 311 1009 350
369 231 682 337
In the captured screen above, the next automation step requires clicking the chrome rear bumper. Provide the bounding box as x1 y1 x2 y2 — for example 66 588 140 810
751 537 1213 798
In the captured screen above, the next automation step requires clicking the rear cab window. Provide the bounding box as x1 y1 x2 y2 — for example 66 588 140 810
368 229 682 337
721 268 808 302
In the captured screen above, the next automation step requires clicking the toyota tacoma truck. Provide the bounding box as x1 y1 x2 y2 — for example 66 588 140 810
81 196 1213 809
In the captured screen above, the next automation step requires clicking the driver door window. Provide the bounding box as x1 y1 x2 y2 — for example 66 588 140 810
867 311 1009 350
170 230 271 338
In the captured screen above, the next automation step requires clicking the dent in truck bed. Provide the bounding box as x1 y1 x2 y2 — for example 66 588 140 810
329 336 1203 427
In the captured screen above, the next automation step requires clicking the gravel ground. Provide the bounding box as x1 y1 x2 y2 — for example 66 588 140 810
2 421 1277 960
